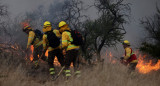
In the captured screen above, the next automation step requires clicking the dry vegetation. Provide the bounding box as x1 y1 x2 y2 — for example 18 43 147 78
0 48 160 86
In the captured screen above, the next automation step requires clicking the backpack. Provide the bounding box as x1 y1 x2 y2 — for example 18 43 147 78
31 29 43 45
34 29 43 40
45 30 60 48
65 30 83 46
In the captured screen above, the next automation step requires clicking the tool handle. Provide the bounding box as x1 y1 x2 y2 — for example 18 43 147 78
57 66 65 76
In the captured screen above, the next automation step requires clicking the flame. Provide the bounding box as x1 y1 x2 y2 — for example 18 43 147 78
21 19 31 28
29 46 71 66
44 50 60 66
30 45 34 61
106 51 117 64
105 51 160 74
44 50 73 67
45 50 48 56
136 53 160 74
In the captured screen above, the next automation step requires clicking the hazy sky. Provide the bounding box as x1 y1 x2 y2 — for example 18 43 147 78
3 0 53 17
124 0 160 46
2 0 160 53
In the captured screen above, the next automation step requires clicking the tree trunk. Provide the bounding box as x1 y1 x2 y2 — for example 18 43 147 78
97 39 105 61
97 51 101 61
87 58 91 65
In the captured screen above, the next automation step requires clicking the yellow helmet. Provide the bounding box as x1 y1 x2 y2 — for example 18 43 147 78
59 21 67 28
23 25 31 32
21 22 31 32
123 40 130 46
23 26 31 30
43 21 51 27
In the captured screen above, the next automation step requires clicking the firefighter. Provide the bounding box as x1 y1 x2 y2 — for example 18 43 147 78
22 25 45 69
121 40 138 72
42 21 64 80
59 21 81 80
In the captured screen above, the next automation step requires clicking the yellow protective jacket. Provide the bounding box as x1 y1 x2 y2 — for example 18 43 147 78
53 29 62 38
43 29 61 52
61 28 79 51
27 31 42 48
124 47 138 63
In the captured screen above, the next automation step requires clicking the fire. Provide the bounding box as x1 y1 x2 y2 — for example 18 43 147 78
45 50 48 56
136 54 160 74
29 46 63 66
30 45 34 61
44 50 60 66
105 51 160 74
21 19 30 28
106 51 117 64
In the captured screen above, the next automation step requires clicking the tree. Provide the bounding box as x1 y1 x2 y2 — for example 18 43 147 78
61 0 88 29
82 0 129 61
139 6 160 59
17 0 129 64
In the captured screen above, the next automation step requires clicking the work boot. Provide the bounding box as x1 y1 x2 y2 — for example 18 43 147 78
51 74 57 81
49 68 56 80
65 69 71 80
74 70 81 78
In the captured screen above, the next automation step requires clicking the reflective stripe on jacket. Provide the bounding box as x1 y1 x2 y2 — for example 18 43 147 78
61 28 79 51
53 29 61 38
124 47 138 63
27 31 42 48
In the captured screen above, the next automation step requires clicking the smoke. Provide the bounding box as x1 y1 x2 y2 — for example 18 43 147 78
1 0 160 58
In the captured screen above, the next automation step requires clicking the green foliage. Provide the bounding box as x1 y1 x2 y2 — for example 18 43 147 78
140 42 160 59
81 0 129 61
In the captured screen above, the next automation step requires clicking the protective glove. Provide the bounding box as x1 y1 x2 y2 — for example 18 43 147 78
120 57 124 60
62 49 66 55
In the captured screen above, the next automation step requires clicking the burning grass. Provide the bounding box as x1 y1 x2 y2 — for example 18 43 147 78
0 45 160 86
29 45 61 66
135 52 160 74
0 61 160 86
105 51 160 74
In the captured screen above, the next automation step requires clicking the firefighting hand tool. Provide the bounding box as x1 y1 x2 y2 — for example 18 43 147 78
52 66 65 81
39 53 44 59
115 57 128 66
39 49 47 59
113 56 119 60
113 56 128 65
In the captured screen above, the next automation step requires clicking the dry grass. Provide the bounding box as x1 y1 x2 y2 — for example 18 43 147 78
0 53 160 86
